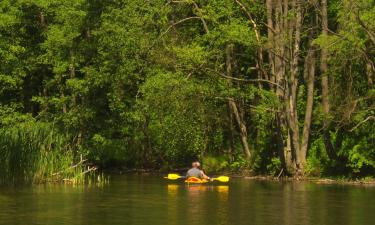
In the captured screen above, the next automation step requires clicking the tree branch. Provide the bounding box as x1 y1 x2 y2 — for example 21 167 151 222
355 10 375 45
192 2 210 33
208 69 284 90
234 0 261 44
349 116 375 132
159 16 201 39
170 0 210 33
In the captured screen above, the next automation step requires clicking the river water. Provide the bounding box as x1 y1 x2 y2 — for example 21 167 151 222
0 175 374 225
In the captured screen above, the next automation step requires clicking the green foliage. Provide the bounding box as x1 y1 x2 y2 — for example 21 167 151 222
0 122 81 184
266 157 282 176
138 71 222 166
207 18 257 47
0 0 373 181
306 137 329 177
340 129 375 175
312 0 375 177
202 155 229 173
229 157 248 172
347 143 374 173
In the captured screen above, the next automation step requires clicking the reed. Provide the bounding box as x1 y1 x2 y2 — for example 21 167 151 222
0 122 90 185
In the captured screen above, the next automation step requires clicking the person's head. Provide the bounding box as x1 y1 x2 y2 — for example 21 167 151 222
192 161 200 168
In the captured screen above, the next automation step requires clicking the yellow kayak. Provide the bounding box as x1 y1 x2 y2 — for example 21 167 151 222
165 173 229 183
185 177 209 184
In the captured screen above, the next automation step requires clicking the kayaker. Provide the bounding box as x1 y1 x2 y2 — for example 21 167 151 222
186 161 210 180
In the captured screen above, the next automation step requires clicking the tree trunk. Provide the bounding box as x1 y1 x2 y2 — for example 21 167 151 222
70 52 77 106
320 0 335 159
226 43 251 159
60 73 67 114
290 0 303 172
266 0 275 86
366 60 374 88
228 99 251 159
273 0 296 173
267 0 308 174
228 102 235 161
300 48 316 164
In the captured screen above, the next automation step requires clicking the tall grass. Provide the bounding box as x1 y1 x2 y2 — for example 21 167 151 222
0 122 87 184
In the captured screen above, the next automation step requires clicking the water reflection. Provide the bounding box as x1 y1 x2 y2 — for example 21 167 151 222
166 184 230 225
217 185 229 200
167 184 179 196
185 185 206 225
186 184 229 225
1 177 374 225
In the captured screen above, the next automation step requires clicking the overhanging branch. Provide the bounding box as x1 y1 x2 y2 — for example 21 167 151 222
208 69 284 90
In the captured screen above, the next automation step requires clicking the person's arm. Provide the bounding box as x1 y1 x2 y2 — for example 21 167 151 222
200 170 210 180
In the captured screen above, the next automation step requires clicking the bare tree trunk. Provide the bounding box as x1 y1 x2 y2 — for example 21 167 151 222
290 0 303 172
70 52 77 106
228 99 251 159
274 0 296 173
320 0 335 159
38 10 46 28
226 43 235 158
228 102 235 160
226 44 251 159
42 83 49 112
366 60 374 88
300 48 316 163
266 0 276 86
267 0 308 174
61 92 67 113
60 72 67 114
268 0 288 171
37 9 48 114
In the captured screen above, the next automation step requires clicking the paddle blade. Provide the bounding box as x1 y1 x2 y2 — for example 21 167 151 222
165 174 183 180
213 176 229 182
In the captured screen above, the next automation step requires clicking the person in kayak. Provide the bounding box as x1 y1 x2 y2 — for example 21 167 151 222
186 161 210 180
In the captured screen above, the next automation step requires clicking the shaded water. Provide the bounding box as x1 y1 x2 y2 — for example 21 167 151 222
1 175 374 225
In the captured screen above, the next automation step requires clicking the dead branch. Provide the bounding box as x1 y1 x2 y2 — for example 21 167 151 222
52 158 87 176
349 116 375 132
160 16 201 39
214 97 278 112
355 10 375 45
192 2 210 33
277 168 284 179
234 0 261 44
209 69 284 90
170 0 209 33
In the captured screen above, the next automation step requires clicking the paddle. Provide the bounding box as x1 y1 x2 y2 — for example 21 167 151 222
165 173 229 183
211 176 230 183
165 173 185 180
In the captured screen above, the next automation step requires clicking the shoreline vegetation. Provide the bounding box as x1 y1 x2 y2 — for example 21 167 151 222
0 0 374 185
117 169 375 187
0 122 105 185
108 169 375 186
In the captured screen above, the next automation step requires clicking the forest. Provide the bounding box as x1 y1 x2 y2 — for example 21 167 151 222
0 0 374 184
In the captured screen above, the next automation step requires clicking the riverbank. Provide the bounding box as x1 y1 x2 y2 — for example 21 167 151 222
104 168 375 186
242 176 375 186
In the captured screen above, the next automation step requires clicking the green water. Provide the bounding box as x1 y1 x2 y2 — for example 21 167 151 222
1 175 374 225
